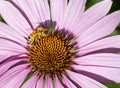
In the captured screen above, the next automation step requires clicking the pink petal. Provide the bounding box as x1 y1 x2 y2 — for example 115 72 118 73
72 65 120 83
36 75 44 88
22 73 37 88
0 55 11 63
0 1 32 37
73 53 120 68
66 70 107 88
0 22 27 46
0 51 17 55
50 0 67 29
79 35 120 54
0 38 27 55
0 59 23 75
10 0 38 29
44 76 53 88
1 68 30 88
54 75 64 88
0 64 28 87
77 11 120 48
75 0 112 35
62 0 87 33
62 74 76 88
11 0 50 28
33 0 50 28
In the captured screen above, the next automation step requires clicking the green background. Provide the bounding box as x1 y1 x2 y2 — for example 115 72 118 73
0 0 120 88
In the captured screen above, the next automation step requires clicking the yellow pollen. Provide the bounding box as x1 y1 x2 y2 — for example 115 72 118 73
27 27 73 74
27 27 47 44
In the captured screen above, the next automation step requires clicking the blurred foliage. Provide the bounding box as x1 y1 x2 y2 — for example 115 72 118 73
110 0 120 13
86 0 101 9
0 0 120 88
104 83 120 88
0 15 3 22
0 16 5 23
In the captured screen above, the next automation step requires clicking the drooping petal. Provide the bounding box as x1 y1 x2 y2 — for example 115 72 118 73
75 0 112 35
21 73 37 88
44 76 53 88
50 0 67 29
73 53 120 68
1 68 30 88
77 11 120 48
66 70 107 88
0 22 27 46
54 75 64 88
0 59 24 75
62 74 76 88
0 64 29 87
79 35 120 54
0 1 32 37
0 55 11 63
0 38 27 55
72 65 120 83
36 75 44 88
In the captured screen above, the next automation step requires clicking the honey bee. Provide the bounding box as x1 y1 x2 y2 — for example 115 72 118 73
27 27 48 44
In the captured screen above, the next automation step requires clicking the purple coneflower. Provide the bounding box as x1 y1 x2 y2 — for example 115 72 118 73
0 0 120 88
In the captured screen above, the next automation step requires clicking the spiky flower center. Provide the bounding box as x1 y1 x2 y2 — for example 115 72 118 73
27 27 74 74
